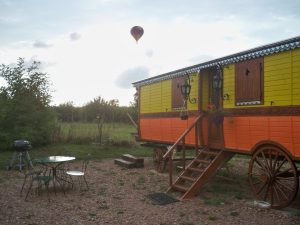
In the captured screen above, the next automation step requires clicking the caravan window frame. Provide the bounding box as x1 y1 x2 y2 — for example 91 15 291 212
235 57 264 106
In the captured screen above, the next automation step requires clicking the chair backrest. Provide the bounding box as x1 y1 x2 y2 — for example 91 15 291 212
31 161 50 176
82 153 91 173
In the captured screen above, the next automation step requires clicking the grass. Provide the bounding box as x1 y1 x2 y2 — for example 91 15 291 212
199 160 251 206
0 143 153 170
203 196 226 206
0 175 8 183
55 122 136 145
136 175 146 185
0 121 153 171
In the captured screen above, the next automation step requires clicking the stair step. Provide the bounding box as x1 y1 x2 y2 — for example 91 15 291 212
173 157 194 161
187 167 204 173
194 159 211 164
200 150 219 156
172 184 189 192
180 175 196 182
122 154 144 166
180 151 235 200
114 159 141 168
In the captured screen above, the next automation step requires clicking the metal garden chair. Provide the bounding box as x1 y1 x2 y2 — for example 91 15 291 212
20 163 52 201
66 154 91 190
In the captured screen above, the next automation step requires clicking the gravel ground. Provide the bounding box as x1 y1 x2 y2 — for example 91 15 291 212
0 157 299 225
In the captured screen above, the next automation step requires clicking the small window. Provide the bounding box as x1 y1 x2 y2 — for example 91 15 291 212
172 77 185 110
235 57 264 106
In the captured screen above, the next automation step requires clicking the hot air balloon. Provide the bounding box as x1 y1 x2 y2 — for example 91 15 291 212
130 26 144 43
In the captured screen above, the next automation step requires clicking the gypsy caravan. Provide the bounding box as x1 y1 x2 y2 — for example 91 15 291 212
133 36 300 209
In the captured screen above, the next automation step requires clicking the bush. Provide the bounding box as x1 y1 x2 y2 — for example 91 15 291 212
0 58 56 149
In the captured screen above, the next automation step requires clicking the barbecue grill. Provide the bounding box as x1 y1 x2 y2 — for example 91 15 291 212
13 140 32 151
8 140 33 171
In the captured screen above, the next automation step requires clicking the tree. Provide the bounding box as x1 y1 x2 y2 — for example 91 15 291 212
55 101 76 122
0 58 56 149
54 96 136 124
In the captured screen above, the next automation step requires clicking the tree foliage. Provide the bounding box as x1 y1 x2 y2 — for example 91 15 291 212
0 58 56 149
54 96 137 124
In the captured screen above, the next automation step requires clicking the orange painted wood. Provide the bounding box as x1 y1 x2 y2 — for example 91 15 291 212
140 116 200 144
163 114 204 160
141 115 300 158
161 118 172 142
223 116 300 158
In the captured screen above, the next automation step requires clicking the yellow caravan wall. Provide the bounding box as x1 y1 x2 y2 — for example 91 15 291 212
293 49 300 105
223 49 300 108
223 64 235 108
140 73 199 113
140 80 171 113
223 48 300 158
187 73 199 110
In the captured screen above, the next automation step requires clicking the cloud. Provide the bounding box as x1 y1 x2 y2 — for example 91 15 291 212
0 16 20 25
98 0 115 3
145 49 153 58
69 32 81 41
33 40 52 48
116 66 149 89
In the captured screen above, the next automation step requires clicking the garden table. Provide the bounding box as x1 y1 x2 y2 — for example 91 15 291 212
34 156 75 194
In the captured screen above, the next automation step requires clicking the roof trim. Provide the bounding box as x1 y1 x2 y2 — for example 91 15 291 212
132 36 300 87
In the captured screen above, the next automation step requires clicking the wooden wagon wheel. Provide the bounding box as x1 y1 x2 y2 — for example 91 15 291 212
248 145 299 209
152 148 168 173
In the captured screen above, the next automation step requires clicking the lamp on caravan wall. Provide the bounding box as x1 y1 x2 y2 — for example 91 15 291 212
212 64 223 109
212 64 222 90
180 73 197 104
179 73 197 120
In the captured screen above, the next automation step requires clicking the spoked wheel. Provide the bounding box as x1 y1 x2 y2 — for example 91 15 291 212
249 145 299 209
153 148 167 173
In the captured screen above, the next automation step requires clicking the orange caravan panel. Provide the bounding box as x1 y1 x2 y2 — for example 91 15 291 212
293 116 300 158
140 116 203 145
223 116 300 157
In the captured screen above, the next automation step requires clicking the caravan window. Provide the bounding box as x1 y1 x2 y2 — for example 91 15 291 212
235 57 264 106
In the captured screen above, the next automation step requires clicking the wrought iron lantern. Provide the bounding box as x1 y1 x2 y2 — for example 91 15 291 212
212 64 222 90
180 79 191 100
212 73 222 89
180 74 196 104
211 64 223 109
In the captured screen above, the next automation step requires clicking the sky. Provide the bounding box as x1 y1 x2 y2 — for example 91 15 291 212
0 0 299 106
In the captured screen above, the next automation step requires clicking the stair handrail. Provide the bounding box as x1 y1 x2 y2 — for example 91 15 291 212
162 113 204 161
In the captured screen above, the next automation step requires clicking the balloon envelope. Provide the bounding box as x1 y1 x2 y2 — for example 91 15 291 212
130 26 144 42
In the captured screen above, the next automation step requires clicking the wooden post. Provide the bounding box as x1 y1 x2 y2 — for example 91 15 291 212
195 122 199 156
182 138 186 170
169 156 173 186
126 113 138 129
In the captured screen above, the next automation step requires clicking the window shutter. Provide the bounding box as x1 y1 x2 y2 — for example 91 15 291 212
172 77 185 109
235 57 263 106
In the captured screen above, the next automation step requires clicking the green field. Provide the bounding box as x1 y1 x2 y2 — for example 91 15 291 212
54 122 137 144
0 122 153 170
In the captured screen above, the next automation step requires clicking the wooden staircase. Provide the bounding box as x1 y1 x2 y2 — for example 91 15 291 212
168 147 234 200
162 113 235 200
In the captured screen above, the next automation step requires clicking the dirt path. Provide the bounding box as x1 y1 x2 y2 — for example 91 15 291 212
0 157 299 225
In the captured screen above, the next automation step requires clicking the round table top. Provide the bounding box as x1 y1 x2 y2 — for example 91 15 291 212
34 156 75 163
